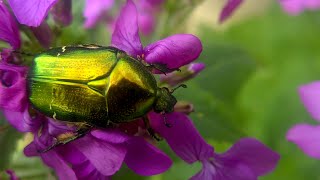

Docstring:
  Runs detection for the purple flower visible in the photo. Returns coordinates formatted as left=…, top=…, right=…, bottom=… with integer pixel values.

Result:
left=51, top=0, right=72, bottom=26
left=0, top=0, right=202, bottom=178
left=23, top=119, right=172, bottom=179
left=135, top=0, right=164, bottom=35
left=7, top=0, right=58, bottom=27
left=2, top=73, right=165, bottom=178
left=5, top=169, right=19, bottom=180
left=150, top=112, right=280, bottom=179
left=219, top=0, right=243, bottom=23
left=83, top=0, right=115, bottom=28
left=287, top=82, right=320, bottom=159
left=279, top=0, right=320, bottom=15
left=0, top=62, right=43, bottom=132
left=0, top=1, right=21, bottom=49
left=84, top=0, right=164, bottom=35
left=111, top=0, right=202, bottom=70
left=30, top=22, right=53, bottom=49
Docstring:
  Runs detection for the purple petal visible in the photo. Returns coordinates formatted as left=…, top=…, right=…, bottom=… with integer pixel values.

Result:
left=51, top=0, right=72, bottom=26
left=58, top=143, right=87, bottom=165
left=24, top=138, right=77, bottom=180
left=41, top=149, right=77, bottom=180
left=90, top=129, right=130, bottom=144
left=5, top=169, right=19, bottom=180
left=8, top=0, right=58, bottom=27
left=58, top=144, right=109, bottom=179
left=279, top=0, right=320, bottom=15
left=30, top=21, right=53, bottom=48
left=287, top=124, right=320, bottom=159
left=149, top=112, right=213, bottom=163
left=219, top=0, right=243, bottom=23
left=136, top=0, right=162, bottom=35
left=47, top=118, right=75, bottom=136
left=24, top=141, right=38, bottom=157
left=73, top=160, right=111, bottom=180
left=0, top=63, right=28, bottom=111
left=279, top=0, right=304, bottom=15
left=191, top=160, right=255, bottom=180
left=188, top=63, right=206, bottom=73
left=73, top=134, right=127, bottom=176
left=0, top=2, right=21, bottom=49
left=83, top=0, right=114, bottom=28
left=4, top=106, right=43, bottom=132
left=298, top=82, right=320, bottom=122
left=125, top=136, right=172, bottom=176
left=305, top=0, right=320, bottom=9
left=138, top=12, right=155, bottom=36
left=111, top=0, right=143, bottom=57
left=216, top=138, right=280, bottom=176
left=144, top=34, right=202, bottom=70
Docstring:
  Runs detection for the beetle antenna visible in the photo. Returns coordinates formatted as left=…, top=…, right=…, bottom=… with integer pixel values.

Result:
left=170, top=84, right=187, bottom=93
left=12, top=50, right=34, bottom=56
left=161, top=112, right=172, bottom=128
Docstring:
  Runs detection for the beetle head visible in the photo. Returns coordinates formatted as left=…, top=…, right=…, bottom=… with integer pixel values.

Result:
left=154, top=87, right=177, bottom=113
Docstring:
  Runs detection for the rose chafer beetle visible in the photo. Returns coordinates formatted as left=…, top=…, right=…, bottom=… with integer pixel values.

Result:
left=27, top=44, right=183, bottom=151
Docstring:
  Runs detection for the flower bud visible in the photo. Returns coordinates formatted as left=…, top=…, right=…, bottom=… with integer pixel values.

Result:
left=30, top=22, right=53, bottom=49
left=160, top=63, right=205, bottom=87
left=51, top=0, right=72, bottom=26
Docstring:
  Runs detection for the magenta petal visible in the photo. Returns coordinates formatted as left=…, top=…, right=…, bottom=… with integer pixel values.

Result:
left=5, top=169, right=19, bottom=180
left=305, top=0, right=320, bottom=9
left=24, top=141, right=38, bottom=157
left=51, top=0, right=72, bottom=26
left=41, top=150, right=77, bottom=180
left=30, top=21, right=53, bottom=48
left=90, top=129, right=130, bottom=144
left=144, top=34, right=202, bottom=70
left=4, top=107, right=42, bottom=132
left=298, top=82, right=320, bottom=122
left=8, top=0, right=58, bottom=27
left=216, top=138, right=280, bottom=176
left=219, top=0, right=243, bottom=23
left=83, top=0, right=114, bottom=28
left=191, top=160, right=255, bottom=180
left=287, top=124, right=320, bottom=159
left=279, top=0, right=303, bottom=15
left=73, top=134, right=126, bottom=176
left=58, top=144, right=87, bottom=165
left=125, top=136, right=172, bottom=176
left=0, top=63, right=28, bottom=111
left=111, top=0, right=143, bottom=57
left=47, top=118, right=75, bottom=136
left=150, top=112, right=213, bottom=163
left=0, top=2, right=21, bottom=49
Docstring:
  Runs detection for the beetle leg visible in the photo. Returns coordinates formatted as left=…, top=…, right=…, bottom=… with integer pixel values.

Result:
left=39, top=125, right=91, bottom=153
left=161, top=112, right=172, bottom=128
left=146, top=63, right=181, bottom=75
left=142, top=116, right=162, bottom=141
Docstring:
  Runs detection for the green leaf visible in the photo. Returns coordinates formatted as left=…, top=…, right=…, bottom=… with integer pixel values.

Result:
left=0, top=125, right=22, bottom=171
left=174, top=43, right=256, bottom=141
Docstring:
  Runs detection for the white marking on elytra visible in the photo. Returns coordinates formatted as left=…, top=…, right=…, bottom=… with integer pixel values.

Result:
left=62, top=46, right=66, bottom=52
left=49, top=99, right=54, bottom=110
left=57, top=53, right=60, bottom=57
left=53, top=112, right=57, bottom=120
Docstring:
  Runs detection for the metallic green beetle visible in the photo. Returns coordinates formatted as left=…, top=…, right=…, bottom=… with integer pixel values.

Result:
left=27, top=45, right=178, bottom=149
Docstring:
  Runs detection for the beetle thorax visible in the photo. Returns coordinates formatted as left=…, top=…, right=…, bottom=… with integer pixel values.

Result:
left=154, top=87, right=177, bottom=113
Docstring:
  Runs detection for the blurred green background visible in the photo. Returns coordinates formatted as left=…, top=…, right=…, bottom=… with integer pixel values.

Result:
left=2, top=0, right=320, bottom=179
